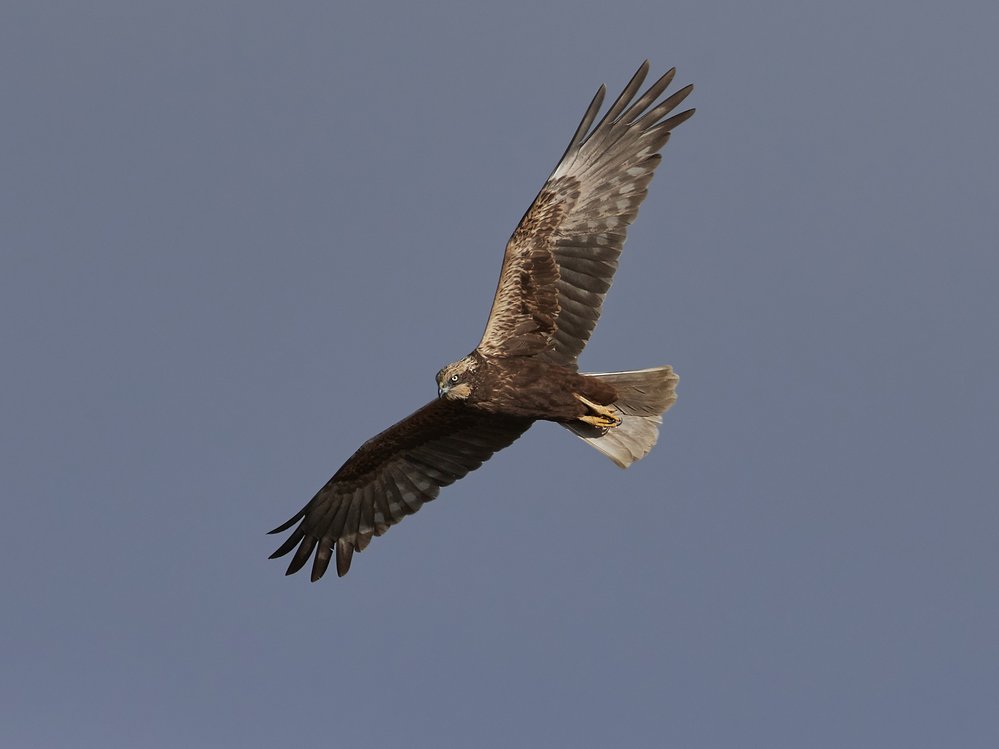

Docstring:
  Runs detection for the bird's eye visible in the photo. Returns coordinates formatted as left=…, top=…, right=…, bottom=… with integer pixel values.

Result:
left=450, top=374, right=459, bottom=382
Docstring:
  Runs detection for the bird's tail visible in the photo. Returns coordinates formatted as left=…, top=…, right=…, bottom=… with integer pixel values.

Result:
left=562, top=365, right=678, bottom=469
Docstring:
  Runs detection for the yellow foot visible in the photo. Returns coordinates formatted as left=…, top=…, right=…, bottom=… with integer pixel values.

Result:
left=573, top=393, right=622, bottom=428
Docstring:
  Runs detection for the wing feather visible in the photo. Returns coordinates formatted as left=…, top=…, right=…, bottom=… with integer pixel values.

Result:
left=476, top=62, right=694, bottom=364
left=269, top=399, right=532, bottom=580
left=377, top=473, right=405, bottom=527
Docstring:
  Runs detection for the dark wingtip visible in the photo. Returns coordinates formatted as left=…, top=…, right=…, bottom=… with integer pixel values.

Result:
left=664, top=107, right=696, bottom=130
left=283, top=535, right=315, bottom=576
left=268, top=528, right=304, bottom=559
left=267, top=509, right=305, bottom=535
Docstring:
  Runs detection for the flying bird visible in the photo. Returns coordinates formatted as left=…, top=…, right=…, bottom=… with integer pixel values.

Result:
left=270, top=61, right=694, bottom=580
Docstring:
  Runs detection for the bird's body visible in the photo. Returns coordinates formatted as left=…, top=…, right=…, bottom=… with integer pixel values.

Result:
left=269, top=61, right=695, bottom=579
left=439, top=351, right=617, bottom=421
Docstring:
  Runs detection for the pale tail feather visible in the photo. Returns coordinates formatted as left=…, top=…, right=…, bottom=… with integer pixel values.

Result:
left=562, top=366, right=678, bottom=468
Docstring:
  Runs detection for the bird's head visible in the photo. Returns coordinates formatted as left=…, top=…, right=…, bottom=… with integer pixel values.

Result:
left=436, top=355, right=478, bottom=400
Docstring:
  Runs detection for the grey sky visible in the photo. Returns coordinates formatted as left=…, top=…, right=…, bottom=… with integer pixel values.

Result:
left=3, top=1, right=998, bottom=747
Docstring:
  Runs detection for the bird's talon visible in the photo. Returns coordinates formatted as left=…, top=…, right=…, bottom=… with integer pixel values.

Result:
left=574, top=393, right=622, bottom=428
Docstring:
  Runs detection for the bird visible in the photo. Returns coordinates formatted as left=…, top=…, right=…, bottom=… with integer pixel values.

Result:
left=269, top=61, right=694, bottom=580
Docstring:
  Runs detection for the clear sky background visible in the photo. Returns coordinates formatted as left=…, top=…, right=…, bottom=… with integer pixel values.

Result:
left=3, top=2, right=997, bottom=747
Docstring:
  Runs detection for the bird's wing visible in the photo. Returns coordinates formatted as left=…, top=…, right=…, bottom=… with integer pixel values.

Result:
left=269, top=400, right=532, bottom=580
left=477, top=61, right=694, bottom=365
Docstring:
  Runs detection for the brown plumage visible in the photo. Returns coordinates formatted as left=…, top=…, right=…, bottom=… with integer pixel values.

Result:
left=270, top=61, right=694, bottom=579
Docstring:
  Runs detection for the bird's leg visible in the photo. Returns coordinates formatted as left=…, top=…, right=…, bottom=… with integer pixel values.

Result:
left=573, top=393, right=622, bottom=428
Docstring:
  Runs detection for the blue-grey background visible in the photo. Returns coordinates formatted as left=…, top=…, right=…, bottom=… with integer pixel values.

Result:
left=3, top=2, right=997, bottom=746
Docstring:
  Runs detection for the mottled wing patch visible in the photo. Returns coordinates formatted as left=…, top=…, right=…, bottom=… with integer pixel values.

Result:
left=477, top=181, right=575, bottom=357
left=269, top=399, right=532, bottom=580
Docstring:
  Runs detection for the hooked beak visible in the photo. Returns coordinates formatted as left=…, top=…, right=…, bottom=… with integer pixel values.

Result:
left=438, top=384, right=448, bottom=398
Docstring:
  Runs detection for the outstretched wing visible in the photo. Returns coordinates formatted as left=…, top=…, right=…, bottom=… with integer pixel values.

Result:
left=477, top=61, right=694, bottom=365
left=269, top=400, right=532, bottom=580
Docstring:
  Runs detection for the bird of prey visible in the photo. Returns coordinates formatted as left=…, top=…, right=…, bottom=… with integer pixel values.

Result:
left=270, top=61, right=694, bottom=580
